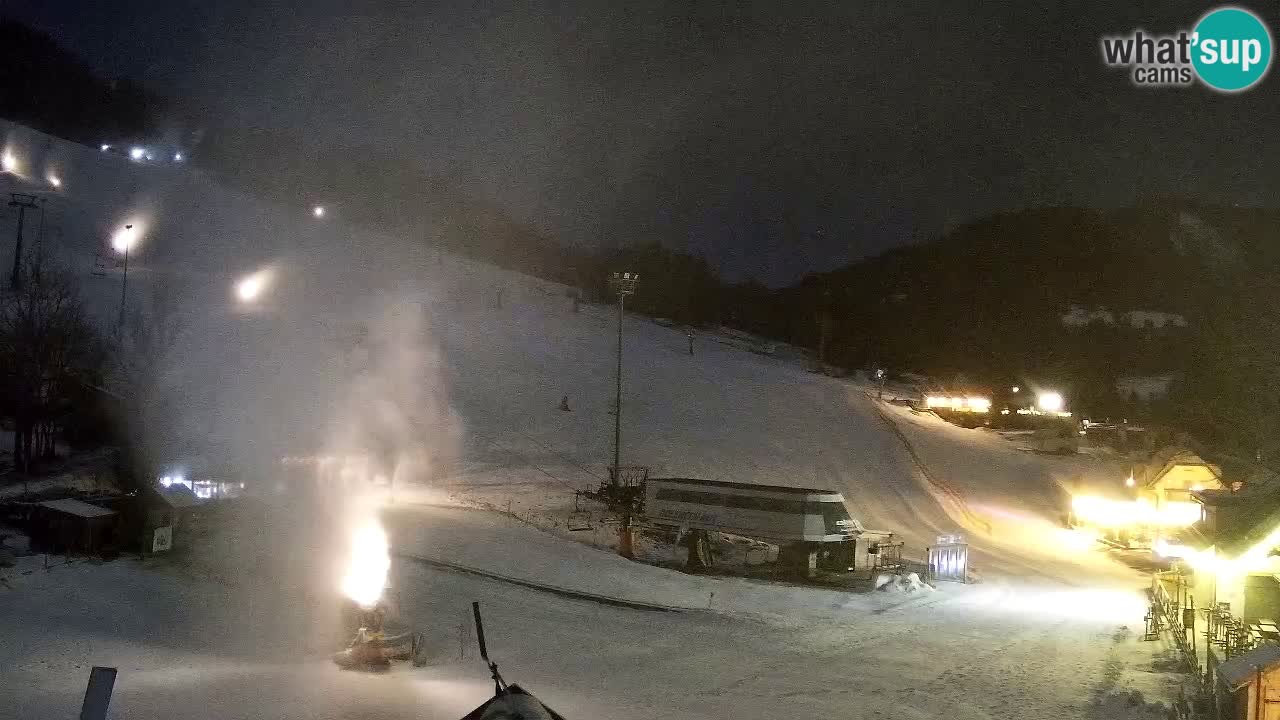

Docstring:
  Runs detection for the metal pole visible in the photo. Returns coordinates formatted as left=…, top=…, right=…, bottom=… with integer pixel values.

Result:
left=33, top=200, right=45, bottom=281
left=8, top=194, right=37, bottom=290
left=613, top=291, right=624, bottom=482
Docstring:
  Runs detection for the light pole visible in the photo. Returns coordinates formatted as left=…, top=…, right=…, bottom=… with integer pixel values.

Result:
left=609, top=271, right=639, bottom=482
left=607, top=271, right=640, bottom=558
left=113, top=224, right=138, bottom=332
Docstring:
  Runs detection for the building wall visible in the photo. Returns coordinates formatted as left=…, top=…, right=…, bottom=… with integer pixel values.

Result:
left=1244, top=575, right=1280, bottom=622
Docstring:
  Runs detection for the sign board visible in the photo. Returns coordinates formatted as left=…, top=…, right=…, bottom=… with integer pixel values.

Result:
left=79, top=666, right=117, bottom=720
left=151, top=526, right=173, bottom=553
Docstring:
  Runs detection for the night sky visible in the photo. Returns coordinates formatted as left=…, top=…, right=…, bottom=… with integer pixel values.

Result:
left=6, top=1, right=1279, bottom=284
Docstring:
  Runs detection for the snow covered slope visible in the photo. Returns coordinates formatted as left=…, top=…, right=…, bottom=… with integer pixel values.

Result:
left=0, top=118, right=1186, bottom=718
left=3, top=118, right=1134, bottom=581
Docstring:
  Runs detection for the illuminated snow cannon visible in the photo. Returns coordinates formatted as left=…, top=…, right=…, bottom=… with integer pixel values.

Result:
left=332, top=521, right=425, bottom=671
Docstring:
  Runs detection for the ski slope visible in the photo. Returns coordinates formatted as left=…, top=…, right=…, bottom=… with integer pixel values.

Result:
left=0, top=119, right=1185, bottom=718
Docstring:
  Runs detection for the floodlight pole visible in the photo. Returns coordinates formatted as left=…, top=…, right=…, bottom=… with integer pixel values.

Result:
left=609, top=271, right=639, bottom=486
left=117, top=226, right=132, bottom=333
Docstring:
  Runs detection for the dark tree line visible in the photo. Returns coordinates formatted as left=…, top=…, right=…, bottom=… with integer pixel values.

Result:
left=0, top=265, right=104, bottom=472
left=0, top=20, right=163, bottom=144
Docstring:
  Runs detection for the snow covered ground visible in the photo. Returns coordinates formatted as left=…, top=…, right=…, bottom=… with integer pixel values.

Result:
left=0, top=119, right=1190, bottom=717
left=2, top=500, right=1183, bottom=720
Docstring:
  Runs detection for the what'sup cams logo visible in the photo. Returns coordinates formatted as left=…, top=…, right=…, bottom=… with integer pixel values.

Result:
left=1102, top=6, right=1272, bottom=92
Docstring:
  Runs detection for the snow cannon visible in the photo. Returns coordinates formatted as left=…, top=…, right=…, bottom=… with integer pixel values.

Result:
left=332, top=598, right=426, bottom=671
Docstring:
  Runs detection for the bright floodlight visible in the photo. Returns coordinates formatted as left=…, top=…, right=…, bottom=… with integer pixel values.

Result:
left=111, top=224, right=139, bottom=253
left=47, top=174, right=62, bottom=188
left=129, top=146, right=145, bottom=161
left=1, top=151, right=16, bottom=172
left=1037, top=391, right=1064, bottom=413
left=313, top=205, right=326, bottom=218
left=236, top=272, right=268, bottom=302
left=100, top=144, right=110, bottom=152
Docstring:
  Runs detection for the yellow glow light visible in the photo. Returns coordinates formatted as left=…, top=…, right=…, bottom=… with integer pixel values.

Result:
left=1070, top=495, right=1201, bottom=529
left=340, top=520, right=390, bottom=608
left=1037, top=391, right=1064, bottom=412
left=966, top=396, right=992, bottom=412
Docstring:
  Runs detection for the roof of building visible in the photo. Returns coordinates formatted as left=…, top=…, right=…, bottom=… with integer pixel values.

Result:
left=1139, top=446, right=1220, bottom=489
left=648, top=477, right=839, bottom=496
left=1217, top=644, right=1280, bottom=690
left=36, top=498, right=117, bottom=519
left=155, top=487, right=199, bottom=508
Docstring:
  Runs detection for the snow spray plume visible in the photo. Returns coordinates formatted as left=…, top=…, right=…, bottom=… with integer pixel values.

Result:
left=326, top=298, right=462, bottom=608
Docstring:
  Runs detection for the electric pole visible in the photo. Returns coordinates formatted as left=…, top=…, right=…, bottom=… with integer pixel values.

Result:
left=8, top=193, right=37, bottom=290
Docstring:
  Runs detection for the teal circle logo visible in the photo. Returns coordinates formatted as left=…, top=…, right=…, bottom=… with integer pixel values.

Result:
left=1192, top=7, right=1272, bottom=92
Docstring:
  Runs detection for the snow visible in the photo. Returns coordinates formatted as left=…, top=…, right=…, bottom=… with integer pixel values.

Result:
left=0, top=119, right=1192, bottom=717
left=0, top=501, right=1184, bottom=719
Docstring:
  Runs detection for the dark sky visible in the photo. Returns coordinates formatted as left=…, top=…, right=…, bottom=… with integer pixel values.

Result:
left=7, top=1, right=1280, bottom=284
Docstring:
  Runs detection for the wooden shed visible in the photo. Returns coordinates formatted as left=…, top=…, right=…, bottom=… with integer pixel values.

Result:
left=1216, top=644, right=1280, bottom=720
left=29, top=498, right=119, bottom=555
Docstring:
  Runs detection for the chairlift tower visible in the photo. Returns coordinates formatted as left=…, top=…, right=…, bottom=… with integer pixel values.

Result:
left=608, top=271, right=639, bottom=484
left=605, top=271, right=643, bottom=559
left=7, top=193, right=38, bottom=290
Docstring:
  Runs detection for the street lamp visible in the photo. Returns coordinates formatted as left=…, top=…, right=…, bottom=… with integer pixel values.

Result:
left=234, top=269, right=270, bottom=303
left=313, top=205, right=326, bottom=218
left=112, top=224, right=140, bottom=331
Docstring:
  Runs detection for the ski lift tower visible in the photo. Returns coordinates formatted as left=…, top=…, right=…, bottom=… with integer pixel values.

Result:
left=608, top=271, right=640, bottom=481
left=604, top=271, right=644, bottom=558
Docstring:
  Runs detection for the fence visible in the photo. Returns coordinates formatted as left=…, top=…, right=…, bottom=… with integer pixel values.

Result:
left=1150, top=571, right=1200, bottom=675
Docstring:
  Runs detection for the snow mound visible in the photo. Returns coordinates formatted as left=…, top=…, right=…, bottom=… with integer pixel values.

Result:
left=874, top=572, right=934, bottom=593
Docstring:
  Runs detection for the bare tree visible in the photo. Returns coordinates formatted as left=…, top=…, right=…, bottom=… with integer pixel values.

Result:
left=0, top=264, right=103, bottom=473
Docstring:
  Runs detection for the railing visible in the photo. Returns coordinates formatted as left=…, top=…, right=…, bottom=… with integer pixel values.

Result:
left=1150, top=571, right=1200, bottom=675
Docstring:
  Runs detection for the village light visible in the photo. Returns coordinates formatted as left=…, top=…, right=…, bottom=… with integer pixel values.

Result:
left=1037, top=391, right=1064, bottom=413
left=1, top=150, right=17, bottom=173
left=130, top=146, right=146, bottom=161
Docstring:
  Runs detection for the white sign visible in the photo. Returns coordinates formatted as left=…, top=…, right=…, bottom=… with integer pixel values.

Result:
left=151, top=526, right=173, bottom=553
